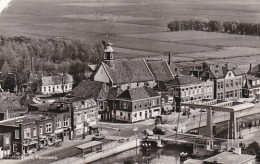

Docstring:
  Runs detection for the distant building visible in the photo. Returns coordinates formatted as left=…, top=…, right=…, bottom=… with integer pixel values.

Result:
left=113, top=86, right=161, bottom=123
left=200, top=63, right=243, bottom=100
left=242, top=74, right=260, bottom=98
left=93, top=43, right=180, bottom=90
left=50, top=97, right=99, bottom=139
left=248, top=64, right=260, bottom=78
left=71, top=80, right=109, bottom=120
left=39, top=74, right=73, bottom=95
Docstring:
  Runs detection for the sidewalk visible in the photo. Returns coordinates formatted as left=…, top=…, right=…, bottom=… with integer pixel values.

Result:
left=0, top=135, right=94, bottom=164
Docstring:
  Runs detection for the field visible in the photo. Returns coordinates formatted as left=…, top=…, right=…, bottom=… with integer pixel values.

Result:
left=0, top=0, right=260, bottom=71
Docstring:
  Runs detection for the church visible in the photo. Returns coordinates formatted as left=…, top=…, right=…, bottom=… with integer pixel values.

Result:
left=93, top=42, right=180, bottom=90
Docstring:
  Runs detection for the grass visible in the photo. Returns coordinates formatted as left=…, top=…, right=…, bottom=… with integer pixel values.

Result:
left=1, top=0, right=260, bottom=72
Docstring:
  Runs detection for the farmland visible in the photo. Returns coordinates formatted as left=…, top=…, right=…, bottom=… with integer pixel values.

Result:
left=0, top=0, right=260, bottom=71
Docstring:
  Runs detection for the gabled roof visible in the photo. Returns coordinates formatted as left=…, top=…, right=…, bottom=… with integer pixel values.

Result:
left=206, top=63, right=243, bottom=79
left=167, top=75, right=202, bottom=86
left=116, top=86, right=159, bottom=101
left=71, top=80, right=109, bottom=99
left=41, top=74, right=73, bottom=86
left=102, top=58, right=154, bottom=84
left=146, top=60, right=174, bottom=82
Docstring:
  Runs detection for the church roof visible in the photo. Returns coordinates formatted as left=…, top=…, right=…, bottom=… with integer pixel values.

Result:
left=102, top=58, right=154, bottom=84
left=146, top=60, right=174, bottom=82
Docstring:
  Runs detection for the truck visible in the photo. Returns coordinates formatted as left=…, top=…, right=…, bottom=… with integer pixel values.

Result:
left=155, top=116, right=168, bottom=125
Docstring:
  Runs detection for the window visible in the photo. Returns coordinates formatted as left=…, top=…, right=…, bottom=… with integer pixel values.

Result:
left=123, top=102, right=127, bottom=109
left=46, top=123, right=52, bottom=133
left=57, top=86, right=59, bottom=89
left=63, top=118, right=69, bottom=127
left=120, top=112, right=123, bottom=116
left=157, top=99, right=159, bottom=105
left=44, top=87, right=46, bottom=92
left=39, top=125, right=43, bottom=135
left=5, top=137, right=9, bottom=144
left=226, top=82, right=229, bottom=88
left=33, top=127, right=37, bottom=136
left=229, top=72, right=232, bottom=77
left=24, top=128, right=31, bottom=139
left=231, top=80, right=233, bottom=87
left=139, top=112, right=142, bottom=117
left=49, top=86, right=51, bottom=91
left=15, top=130, right=19, bottom=139
left=56, top=119, right=62, bottom=129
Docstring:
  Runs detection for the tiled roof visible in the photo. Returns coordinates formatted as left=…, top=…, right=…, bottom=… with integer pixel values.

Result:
left=106, top=87, right=124, bottom=99
left=116, top=86, right=159, bottom=101
left=71, top=80, right=109, bottom=99
left=102, top=59, right=154, bottom=84
left=207, top=63, right=243, bottom=79
left=167, top=75, right=202, bottom=86
left=41, top=74, right=73, bottom=86
left=146, top=60, right=174, bottom=82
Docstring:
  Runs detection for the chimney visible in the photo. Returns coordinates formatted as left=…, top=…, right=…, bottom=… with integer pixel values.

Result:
left=168, top=51, right=171, bottom=65
left=249, top=63, right=252, bottom=72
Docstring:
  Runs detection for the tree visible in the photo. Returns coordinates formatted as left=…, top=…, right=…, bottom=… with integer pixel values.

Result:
left=4, top=74, right=16, bottom=93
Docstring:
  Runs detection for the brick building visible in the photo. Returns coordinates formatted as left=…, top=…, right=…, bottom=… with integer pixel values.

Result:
left=113, top=86, right=161, bottom=123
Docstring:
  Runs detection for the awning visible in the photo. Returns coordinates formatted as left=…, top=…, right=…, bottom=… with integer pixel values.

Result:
left=55, top=129, right=64, bottom=134
left=76, top=141, right=102, bottom=150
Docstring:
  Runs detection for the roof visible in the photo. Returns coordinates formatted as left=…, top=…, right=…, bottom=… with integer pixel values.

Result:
left=41, top=74, right=73, bottom=86
left=0, top=93, right=24, bottom=112
left=102, top=58, right=154, bottom=84
left=0, top=115, right=49, bottom=127
left=243, top=74, right=260, bottom=89
left=205, top=63, right=243, bottom=79
left=106, top=87, right=124, bottom=99
left=76, top=141, right=102, bottom=150
left=184, top=159, right=203, bottom=164
left=167, top=75, right=202, bottom=86
left=116, top=86, right=159, bottom=101
left=146, top=60, right=174, bottom=82
left=232, top=103, right=255, bottom=112
left=203, top=152, right=255, bottom=164
left=71, top=80, right=108, bottom=99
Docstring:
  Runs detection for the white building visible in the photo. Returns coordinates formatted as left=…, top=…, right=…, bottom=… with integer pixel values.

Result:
left=39, top=74, right=73, bottom=95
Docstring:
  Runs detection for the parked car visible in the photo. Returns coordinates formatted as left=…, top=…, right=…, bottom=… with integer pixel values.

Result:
left=152, top=127, right=166, bottom=135
left=92, top=133, right=105, bottom=141
left=143, top=129, right=153, bottom=136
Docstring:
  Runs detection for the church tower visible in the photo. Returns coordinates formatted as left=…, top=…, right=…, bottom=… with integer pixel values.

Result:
left=104, top=42, right=115, bottom=68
